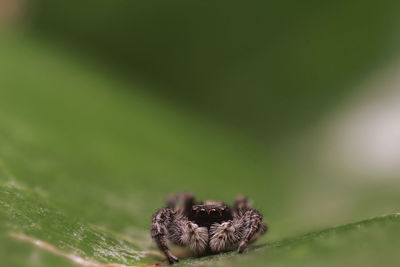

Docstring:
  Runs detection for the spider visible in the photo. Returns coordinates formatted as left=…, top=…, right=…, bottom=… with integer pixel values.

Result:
left=151, top=193, right=267, bottom=264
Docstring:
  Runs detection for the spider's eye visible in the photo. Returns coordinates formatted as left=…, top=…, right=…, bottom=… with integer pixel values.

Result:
left=210, top=208, right=217, bottom=216
left=199, top=208, right=206, bottom=216
left=218, top=207, right=226, bottom=216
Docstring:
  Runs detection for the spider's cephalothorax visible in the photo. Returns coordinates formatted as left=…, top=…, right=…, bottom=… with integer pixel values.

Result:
left=151, top=193, right=267, bottom=264
left=188, top=204, right=233, bottom=228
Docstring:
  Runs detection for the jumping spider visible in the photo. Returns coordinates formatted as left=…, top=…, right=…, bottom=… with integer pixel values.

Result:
left=151, top=193, right=267, bottom=264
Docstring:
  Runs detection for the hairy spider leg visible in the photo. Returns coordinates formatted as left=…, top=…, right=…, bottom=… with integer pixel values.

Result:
left=151, top=208, right=179, bottom=264
left=237, top=210, right=267, bottom=253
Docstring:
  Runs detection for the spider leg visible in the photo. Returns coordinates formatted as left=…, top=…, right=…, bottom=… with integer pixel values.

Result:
left=151, top=208, right=179, bottom=264
left=234, top=194, right=252, bottom=215
left=166, top=192, right=195, bottom=214
left=237, top=209, right=267, bottom=253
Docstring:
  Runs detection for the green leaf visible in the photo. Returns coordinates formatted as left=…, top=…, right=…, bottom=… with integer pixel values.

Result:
left=0, top=30, right=399, bottom=266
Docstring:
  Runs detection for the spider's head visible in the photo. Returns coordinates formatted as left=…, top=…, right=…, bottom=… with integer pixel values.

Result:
left=188, top=204, right=233, bottom=228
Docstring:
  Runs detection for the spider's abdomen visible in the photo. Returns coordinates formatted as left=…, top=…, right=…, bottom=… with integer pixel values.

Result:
left=188, top=205, right=233, bottom=228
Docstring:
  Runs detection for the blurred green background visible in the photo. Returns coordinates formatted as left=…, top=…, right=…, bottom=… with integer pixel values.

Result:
left=1, top=1, right=400, bottom=266
left=27, top=0, right=400, bottom=141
